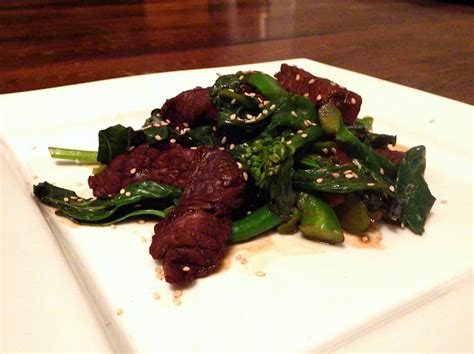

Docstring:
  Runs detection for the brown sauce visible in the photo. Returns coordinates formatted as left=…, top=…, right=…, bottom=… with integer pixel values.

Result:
left=219, top=233, right=325, bottom=274
left=343, top=227, right=383, bottom=249
left=391, top=143, right=409, bottom=152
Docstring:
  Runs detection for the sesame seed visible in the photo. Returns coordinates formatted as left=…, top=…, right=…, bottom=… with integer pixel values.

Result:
left=248, top=92, right=256, bottom=97
left=170, top=139, right=176, bottom=143
left=270, top=104, right=276, bottom=110
left=231, top=98, right=237, bottom=105
left=110, top=224, right=116, bottom=229
left=296, top=74, right=300, bottom=81
left=125, top=191, right=131, bottom=197
left=229, top=144, right=235, bottom=150
left=190, top=146, right=197, bottom=150
left=297, top=130, right=303, bottom=133
left=239, top=75, right=244, bottom=80
left=263, top=100, right=270, bottom=105
left=345, top=174, right=354, bottom=179
left=173, top=298, right=181, bottom=306
left=330, top=82, right=336, bottom=86
left=361, top=236, right=370, bottom=243
left=258, top=103, right=264, bottom=109
left=304, top=120, right=311, bottom=127
left=130, top=168, right=137, bottom=174
left=350, top=97, right=357, bottom=104
left=173, top=290, right=182, bottom=298
left=380, top=168, right=385, bottom=175
left=389, top=185, right=396, bottom=192
left=332, top=172, right=340, bottom=178
left=153, top=292, right=160, bottom=300
left=235, top=254, right=242, bottom=261
left=246, top=114, right=253, bottom=119
left=182, top=266, right=191, bottom=272
left=352, top=173, right=359, bottom=179
left=160, top=121, right=169, bottom=126
left=218, top=147, right=225, bottom=151
left=63, top=197, right=69, bottom=202
left=256, top=271, right=266, bottom=277
left=262, top=109, right=268, bottom=115
left=183, top=123, right=189, bottom=128
left=119, top=189, right=126, bottom=194
left=243, top=171, right=248, bottom=181
left=367, top=182, right=375, bottom=187
left=212, top=126, right=217, bottom=131
left=230, top=113, right=237, bottom=120
left=308, top=78, right=315, bottom=84
left=316, top=94, right=322, bottom=101
left=286, top=140, right=292, bottom=145
left=301, top=133, right=308, bottom=138
left=316, top=178, right=324, bottom=183
left=237, top=162, right=243, bottom=169
left=77, top=198, right=83, bottom=202
left=303, top=93, right=309, bottom=98
left=116, top=308, right=124, bottom=316
left=240, top=257, right=248, bottom=265
left=246, top=210, right=251, bottom=215
left=343, top=169, right=352, bottom=175
left=330, top=147, right=337, bottom=154
left=221, top=136, right=227, bottom=144
left=138, top=219, right=145, bottom=224
left=291, top=111, right=298, bottom=117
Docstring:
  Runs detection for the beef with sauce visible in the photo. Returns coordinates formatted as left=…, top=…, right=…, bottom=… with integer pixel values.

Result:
left=160, top=87, right=217, bottom=128
left=89, top=143, right=245, bottom=286
left=150, top=146, right=245, bottom=285
left=275, top=64, right=362, bottom=125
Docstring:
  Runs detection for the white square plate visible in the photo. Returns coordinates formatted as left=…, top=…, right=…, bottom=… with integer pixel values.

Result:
left=2, top=59, right=472, bottom=353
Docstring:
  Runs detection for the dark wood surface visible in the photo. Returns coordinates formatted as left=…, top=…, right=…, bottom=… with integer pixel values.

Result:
left=1, top=0, right=473, bottom=103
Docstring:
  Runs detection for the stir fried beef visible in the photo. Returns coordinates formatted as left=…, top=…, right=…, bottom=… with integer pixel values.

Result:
left=275, top=64, right=362, bottom=125
left=150, top=208, right=231, bottom=285
left=150, top=146, right=245, bottom=285
left=90, top=143, right=245, bottom=286
left=88, top=144, right=195, bottom=198
left=160, top=87, right=217, bottom=128
left=374, top=148, right=405, bottom=165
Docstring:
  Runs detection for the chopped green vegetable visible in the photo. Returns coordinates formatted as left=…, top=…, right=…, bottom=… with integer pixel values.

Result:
left=48, top=147, right=98, bottom=164
left=297, top=192, right=344, bottom=244
left=318, top=102, right=342, bottom=134
left=229, top=206, right=283, bottom=243
left=277, top=208, right=302, bottom=234
left=334, top=193, right=370, bottom=234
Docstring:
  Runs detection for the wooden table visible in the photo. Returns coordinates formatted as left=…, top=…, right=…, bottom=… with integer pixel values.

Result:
left=1, top=0, right=473, bottom=104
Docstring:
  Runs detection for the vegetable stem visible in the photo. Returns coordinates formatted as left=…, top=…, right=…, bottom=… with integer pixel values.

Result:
left=49, top=147, right=98, bottom=164
left=230, top=206, right=283, bottom=243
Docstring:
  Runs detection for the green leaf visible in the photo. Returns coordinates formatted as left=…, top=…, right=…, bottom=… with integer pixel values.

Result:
left=245, top=72, right=289, bottom=99
left=396, top=146, right=435, bottom=234
left=97, top=124, right=135, bottom=164
left=293, top=165, right=386, bottom=193
left=34, top=180, right=182, bottom=225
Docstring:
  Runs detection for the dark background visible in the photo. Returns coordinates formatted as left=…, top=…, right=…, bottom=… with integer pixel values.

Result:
left=1, top=0, right=473, bottom=103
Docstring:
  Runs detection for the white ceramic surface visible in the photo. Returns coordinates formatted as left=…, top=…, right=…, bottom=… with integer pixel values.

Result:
left=1, top=59, right=472, bottom=353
